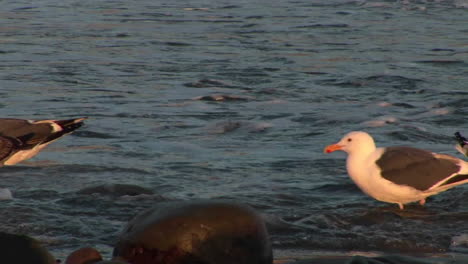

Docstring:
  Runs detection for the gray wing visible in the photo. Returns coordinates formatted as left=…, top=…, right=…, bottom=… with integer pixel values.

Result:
left=0, top=119, right=53, bottom=148
left=376, top=146, right=460, bottom=191
left=0, top=119, right=33, bottom=134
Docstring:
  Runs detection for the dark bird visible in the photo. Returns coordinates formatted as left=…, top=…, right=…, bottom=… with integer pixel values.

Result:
left=0, top=117, right=86, bottom=165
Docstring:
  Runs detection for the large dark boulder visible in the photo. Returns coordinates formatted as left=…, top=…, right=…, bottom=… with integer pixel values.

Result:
left=0, top=232, right=55, bottom=264
left=113, top=200, right=272, bottom=264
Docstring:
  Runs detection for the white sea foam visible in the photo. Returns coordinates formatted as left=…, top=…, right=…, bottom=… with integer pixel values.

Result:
left=452, top=234, right=468, bottom=247
left=0, top=188, right=13, bottom=200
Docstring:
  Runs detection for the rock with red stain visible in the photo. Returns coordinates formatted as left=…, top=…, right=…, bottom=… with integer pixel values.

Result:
left=65, top=247, right=102, bottom=264
left=113, top=200, right=272, bottom=264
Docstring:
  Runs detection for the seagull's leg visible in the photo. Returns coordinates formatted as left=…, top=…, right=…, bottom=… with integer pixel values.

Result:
left=419, top=199, right=426, bottom=206
left=398, top=203, right=404, bottom=210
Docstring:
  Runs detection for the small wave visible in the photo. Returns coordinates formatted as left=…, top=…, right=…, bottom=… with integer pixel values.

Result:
left=317, top=75, right=424, bottom=90
left=416, top=60, right=466, bottom=66
left=50, top=164, right=153, bottom=175
left=72, top=130, right=120, bottom=139
left=77, top=184, right=154, bottom=197
left=385, top=129, right=455, bottom=144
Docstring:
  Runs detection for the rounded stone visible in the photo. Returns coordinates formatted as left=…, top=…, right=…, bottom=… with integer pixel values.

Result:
left=113, top=200, right=272, bottom=264
left=0, top=232, right=55, bottom=264
left=65, top=247, right=102, bottom=264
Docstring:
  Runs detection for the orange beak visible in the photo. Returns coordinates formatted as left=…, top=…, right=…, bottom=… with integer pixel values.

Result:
left=324, top=143, right=343, bottom=153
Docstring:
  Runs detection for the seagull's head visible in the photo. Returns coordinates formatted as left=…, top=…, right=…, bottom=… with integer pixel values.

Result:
left=324, top=131, right=376, bottom=155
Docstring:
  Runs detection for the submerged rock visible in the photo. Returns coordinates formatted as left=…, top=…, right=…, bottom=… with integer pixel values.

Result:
left=209, top=120, right=272, bottom=134
left=113, top=200, right=272, bottom=264
left=0, top=232, right=55, bottom=264
left=193, top=94, right=252, bottom=101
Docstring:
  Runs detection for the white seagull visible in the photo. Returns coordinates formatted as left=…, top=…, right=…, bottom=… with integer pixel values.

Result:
left=324, top=131, right=468, bottom=209
left=0, top=117, right=86, bottom=166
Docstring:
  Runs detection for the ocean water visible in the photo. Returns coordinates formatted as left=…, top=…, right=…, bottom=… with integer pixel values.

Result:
left=0, top=0, right=467, bottom=261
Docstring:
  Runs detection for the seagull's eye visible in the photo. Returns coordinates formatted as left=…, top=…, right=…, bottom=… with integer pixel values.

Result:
left=347, top=138, right=352, bottom=142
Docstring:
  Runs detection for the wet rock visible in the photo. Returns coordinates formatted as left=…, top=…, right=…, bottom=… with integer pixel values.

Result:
left=184, top=79, right=235, bottom=88
left=0, top=232, right=55, bottom=264
left=65, top=247, right=102, bottom=264
left=348, top=255, right=440, bottom=264
left=113, top=200, right=272, bottom=264
left=280, top=256, right=348, bottom=264
left=281, top=254, right=466, bottom=264
left=77, top=184, right=153, bottom=197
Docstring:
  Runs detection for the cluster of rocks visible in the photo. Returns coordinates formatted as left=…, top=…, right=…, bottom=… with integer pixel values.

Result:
left=4, top=198, right=464, bottom=264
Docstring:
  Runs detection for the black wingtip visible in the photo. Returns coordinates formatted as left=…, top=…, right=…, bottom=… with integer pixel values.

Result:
left=54, top=117, right=87, bottom=126
left=43, top=118, right=87, bottom=143
left=455, top=132, right=467, bottom=147
left=55, top=117, right=86, bottom=131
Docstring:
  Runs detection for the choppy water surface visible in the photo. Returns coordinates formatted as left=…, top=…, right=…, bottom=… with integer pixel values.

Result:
left=0, top=0, right=467, bottom=261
